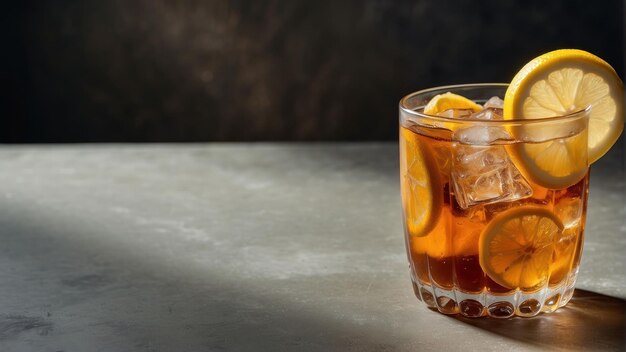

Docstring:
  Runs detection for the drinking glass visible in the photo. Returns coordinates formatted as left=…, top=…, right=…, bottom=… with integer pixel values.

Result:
left=399, top=84, right=590, bottom=318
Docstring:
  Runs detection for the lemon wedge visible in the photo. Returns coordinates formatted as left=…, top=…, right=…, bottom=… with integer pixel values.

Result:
left=423, top=92, right=483, bottom=115
left=504, top=49, right=624, bottom=188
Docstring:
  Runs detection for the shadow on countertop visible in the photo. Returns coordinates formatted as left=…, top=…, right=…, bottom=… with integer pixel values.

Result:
left=451, top=289, right=626, bottom=351
left=0, top=201, right=396, bottom=351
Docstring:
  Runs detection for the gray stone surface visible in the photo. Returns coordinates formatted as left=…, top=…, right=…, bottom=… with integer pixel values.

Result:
left=0, top=143, right=623, bottom=351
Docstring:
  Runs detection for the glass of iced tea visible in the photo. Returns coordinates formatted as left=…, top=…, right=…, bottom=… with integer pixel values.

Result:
left=398, top=50, right=623, bottom=318
left=399, top=83, right=592, bottom=317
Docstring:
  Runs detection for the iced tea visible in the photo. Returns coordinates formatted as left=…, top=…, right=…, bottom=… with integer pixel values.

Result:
left=399, top=84, right=591, bottom=317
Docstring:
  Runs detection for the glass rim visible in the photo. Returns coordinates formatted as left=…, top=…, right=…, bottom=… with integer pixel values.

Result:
left=399, top=83, right=590, bottom=125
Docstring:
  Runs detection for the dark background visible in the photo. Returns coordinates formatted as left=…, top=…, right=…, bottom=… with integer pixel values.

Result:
left=3, top=0, right=625, bottom=142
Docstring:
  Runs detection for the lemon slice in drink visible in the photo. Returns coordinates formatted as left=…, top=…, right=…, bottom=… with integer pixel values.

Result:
left=504, top=49, right=624, bottom=188
left=400, top=127, right=442, bottom=237
left=479, top=207, right=564, bottom=290
left=423, top=92, right=483, bottom=115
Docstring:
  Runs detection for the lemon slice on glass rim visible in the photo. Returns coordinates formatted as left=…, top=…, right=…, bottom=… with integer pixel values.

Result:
left=503, top=49, right=624, bottom=189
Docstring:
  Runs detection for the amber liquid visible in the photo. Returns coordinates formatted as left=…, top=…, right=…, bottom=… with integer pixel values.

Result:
left=400, top=123, right=588, bottom=294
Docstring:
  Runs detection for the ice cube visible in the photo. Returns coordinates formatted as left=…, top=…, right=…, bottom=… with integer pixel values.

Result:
left=469, top=108, right=503, bottom=120
left=437, top=108, right=475, bottom=118
left=451, top=143, right=533, bottom=209
left=453, top=125, right=511, bottom=145
left=483, top=96, right=504, bottom=109
left=554, top=197, right=582, bottom=228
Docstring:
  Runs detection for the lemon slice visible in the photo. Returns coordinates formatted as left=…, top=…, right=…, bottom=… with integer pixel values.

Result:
left=423, top=92, right=483, bottom=115
left=504, top=49, right=624, bottom=188
left=479, top=207, right=564, bottom=290
left=400, top=127, right=442, bottom=237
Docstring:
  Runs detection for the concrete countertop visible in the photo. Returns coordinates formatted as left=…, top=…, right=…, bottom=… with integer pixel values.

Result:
left=0, top=142, right=624, bottom=352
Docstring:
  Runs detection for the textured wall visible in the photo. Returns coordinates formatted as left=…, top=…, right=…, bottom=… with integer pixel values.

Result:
left=4, top=0, right=625, bottom=142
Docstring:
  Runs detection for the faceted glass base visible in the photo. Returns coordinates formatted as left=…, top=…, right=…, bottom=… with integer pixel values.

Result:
left=411, top=268, right=579, bottom=318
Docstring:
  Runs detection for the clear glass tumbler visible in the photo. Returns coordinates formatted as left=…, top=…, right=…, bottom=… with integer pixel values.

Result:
left=399, top=84, right=590, bottom=318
